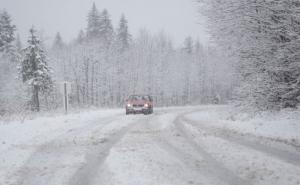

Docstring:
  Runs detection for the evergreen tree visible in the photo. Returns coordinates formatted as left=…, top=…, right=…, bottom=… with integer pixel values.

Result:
left=199, top=0, right=300, bottom=110
left=116, top=14, right=131, bottom=52
left=194, top=40, right=203, bottom=54
left=21, top=27, right=52, bottom=112
left=183, top=36, right=193, bottom=54
left=0, top=10, right=16, bottom=58
left=86, top=2, right=101, bottom=39
left=0, top=10, right=22, bottom=114
left=52, top=32, right=65, bottom=50
left=266, top=0, right=300, bottom=108
left=15, top=34, right=22, bottom=52
left=77, top=30, right=85, bottom=44
left=51, top=32, right=67, bottom=81
left=99, top=9, right=114, bottom=45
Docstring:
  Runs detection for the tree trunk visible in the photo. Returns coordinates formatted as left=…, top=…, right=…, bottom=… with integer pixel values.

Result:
left=91, top=63, right=95, bottom=105
left=32, top=85, right=40, bottom=112
left=84, top=59, right=89, bottom=105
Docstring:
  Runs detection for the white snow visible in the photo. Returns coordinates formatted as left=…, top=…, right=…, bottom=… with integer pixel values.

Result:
left=185, top=105, right=300, bottom=146
left=1, top=106, right=300, bottom=185
left=0, top=109, right=122, bottom=185
left=182, top=105, right=300, bottom=185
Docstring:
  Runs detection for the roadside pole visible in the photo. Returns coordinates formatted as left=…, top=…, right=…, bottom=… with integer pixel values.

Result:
left=64, top=82, right=68, bottom=114
left=60, top=81, right=71, bottom=114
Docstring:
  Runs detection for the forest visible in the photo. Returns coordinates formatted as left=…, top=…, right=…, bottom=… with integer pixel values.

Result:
left=1, top=0, right=300, bottom=115
left=0, top=3, right=232, bottom=115
left=200, top=0, right=300, bottom=111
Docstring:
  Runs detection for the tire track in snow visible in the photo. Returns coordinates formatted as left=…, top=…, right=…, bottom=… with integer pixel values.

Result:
left=9, top=114, right=126, bottom=185
left=67, top=116, right=142, bottom=185
left=173, top=115, right=252, bottom=185
left=146, top=111, right=252, bottom=185
left=181, top=114, right=300, bottom=167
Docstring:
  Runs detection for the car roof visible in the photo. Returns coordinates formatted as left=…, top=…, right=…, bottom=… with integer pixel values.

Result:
left=129, top=94, right=151, bottom=97
left=128, top=95, right=152, bottom=100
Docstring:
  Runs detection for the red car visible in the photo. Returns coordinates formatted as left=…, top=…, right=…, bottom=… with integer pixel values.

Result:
left=125, top=95, right=154, bottom=115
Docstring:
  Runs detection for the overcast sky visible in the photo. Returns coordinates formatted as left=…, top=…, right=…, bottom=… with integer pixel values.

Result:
left=0, top=0, right=209, bottom=47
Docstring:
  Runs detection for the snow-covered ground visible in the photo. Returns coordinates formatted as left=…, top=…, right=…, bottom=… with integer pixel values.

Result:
left=0, top=106, right=300, bottom=185
left=185, top=105, right=300, bottom=147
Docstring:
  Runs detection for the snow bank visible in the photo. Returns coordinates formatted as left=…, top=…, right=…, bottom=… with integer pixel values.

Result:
left=0, top=108, right=122, bottom=184
left=185, top=106, right=300, bottom=146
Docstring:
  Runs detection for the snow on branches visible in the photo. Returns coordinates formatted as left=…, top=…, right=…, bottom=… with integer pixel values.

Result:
left=200, top=0, right=300, bottom=110
left=21, top=27, right=53, bottom=111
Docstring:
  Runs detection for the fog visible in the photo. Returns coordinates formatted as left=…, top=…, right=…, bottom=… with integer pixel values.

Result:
left=0, top=0, right=208, bottom=46
left=1, top=1, right=300, bottom=185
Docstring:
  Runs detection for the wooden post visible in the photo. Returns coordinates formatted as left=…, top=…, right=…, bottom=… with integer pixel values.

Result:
left=64, top=82, right=68, bottom=114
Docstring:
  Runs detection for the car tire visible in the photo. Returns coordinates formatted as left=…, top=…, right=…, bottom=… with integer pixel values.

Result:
left=150, top=108, right=153, bottom=114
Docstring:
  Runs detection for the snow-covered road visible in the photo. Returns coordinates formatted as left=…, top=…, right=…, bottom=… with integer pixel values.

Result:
left=1, top=106, right=300, bottom=185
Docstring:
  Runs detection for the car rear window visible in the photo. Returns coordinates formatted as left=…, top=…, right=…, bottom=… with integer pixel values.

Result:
left=129, top=95, right=150, bottom=101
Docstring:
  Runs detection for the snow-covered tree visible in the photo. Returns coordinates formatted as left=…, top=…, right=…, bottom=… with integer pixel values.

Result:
left=76, top=30, right=85, bottom=44
left=266, top=0, right=300, bottom=109
left=183, top=36, right=193, bottom=54
left=15, top=34, right=22, bottom=52
left=0, top=10, right=16, bottom=59
left=86, top=3, right=101, bottom=40
left=0, top=3, right=235, bottom=114
left=21, top=27, right=53, bottom=111
left=99, top=9, right=114, bottom=46
left=0, top=10, right=25, bottom=115
left=52, top=32, right=65, bottom=50
left=50, top=32, right=67, bottom=82
left=116, top=14, right=131, bottom=52
left=47, top=4, right=233, bottom=108
left=199, top=0, right=300, bottom=110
